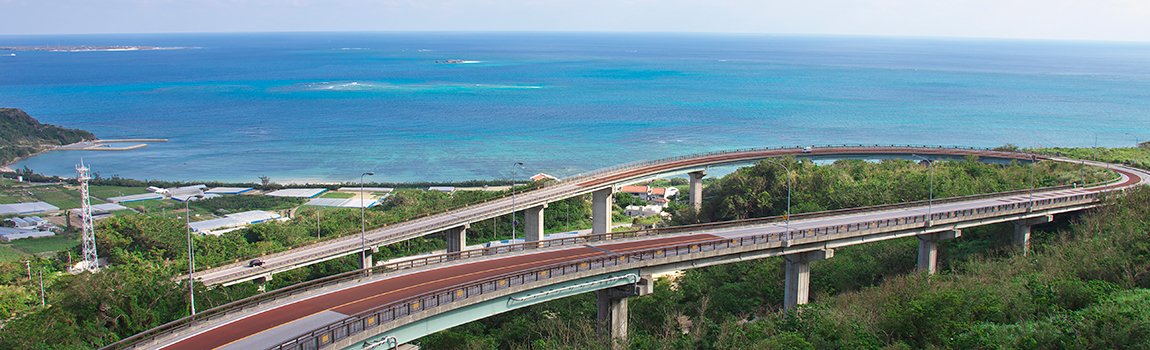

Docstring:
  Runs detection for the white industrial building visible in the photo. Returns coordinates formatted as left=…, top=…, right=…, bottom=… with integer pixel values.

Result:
left=0, top=201, right=60, bottom=216
left=266, top=188, right=328, bottom=198
left=189, top=210, right=285, bottom=235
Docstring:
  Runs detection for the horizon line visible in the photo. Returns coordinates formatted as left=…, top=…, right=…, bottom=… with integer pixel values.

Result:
left=1, top=30, right=1148, bottom=45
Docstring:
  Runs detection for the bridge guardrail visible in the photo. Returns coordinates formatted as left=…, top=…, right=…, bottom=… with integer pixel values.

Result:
left=197, top=145, right=1035, bottom=284
left=203, top=145, right=1038, bottom=283
left=272, top=188, right=1111, bottom=350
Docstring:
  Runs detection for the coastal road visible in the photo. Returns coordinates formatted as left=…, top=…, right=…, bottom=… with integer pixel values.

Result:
left=194, top=147, right=1051, bottom=286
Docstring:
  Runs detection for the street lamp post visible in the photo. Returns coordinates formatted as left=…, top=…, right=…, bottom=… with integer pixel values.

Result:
left=762, top=159, right=792, bottom=239
left=1029, top=154, right=1036, bottom=211
left=185, top=193, right=203, bottom=316
left=1125, top=133, right=1141, bottom=147
left=360, top=172, right=374, bottom=270
left=511, top=162, right=524, bottom=241
left=911, top=154, right=934, bottom=224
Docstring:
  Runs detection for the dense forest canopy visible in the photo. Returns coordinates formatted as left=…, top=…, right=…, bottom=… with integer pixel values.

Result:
left=0, top=108, right=96, bottom=165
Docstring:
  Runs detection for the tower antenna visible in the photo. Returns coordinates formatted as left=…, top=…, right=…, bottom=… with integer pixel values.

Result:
left=77, top=160, right=99, bottom=272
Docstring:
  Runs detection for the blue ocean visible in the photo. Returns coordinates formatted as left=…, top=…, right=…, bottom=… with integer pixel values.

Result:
left=2, top=32, right=1149, bottom=182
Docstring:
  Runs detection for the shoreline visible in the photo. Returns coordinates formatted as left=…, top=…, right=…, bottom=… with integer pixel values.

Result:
left=1, top=138, right=167, bottom=173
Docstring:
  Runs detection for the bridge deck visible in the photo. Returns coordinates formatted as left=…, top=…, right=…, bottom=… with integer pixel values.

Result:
left=194, top=147, right=1037, bottom=287
left=164, top=235, right=724, bottom=350
left=117, top=151, right=1149, bottom=350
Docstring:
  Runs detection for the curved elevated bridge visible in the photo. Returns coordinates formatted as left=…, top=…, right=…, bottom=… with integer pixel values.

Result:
left=199, top=146, right=1045, bottom=287
left=107, top=146, right=1150, bottom=350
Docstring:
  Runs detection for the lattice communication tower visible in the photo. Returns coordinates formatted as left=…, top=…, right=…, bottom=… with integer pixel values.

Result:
left=77, top=161, right=99, bottom=272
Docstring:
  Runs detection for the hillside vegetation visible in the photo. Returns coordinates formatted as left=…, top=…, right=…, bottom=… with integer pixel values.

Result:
left=0, top=108, right=95, bottom=165
left=0, top=153, right=1131, bottom=349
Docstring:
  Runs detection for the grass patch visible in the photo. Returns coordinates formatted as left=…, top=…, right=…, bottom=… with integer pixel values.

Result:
left=10, top=235, right=79, bottom=255
left=321, top=192, right=356, bottom=199
left=120, top=199, right=214, bottom=220
left=0, top=185, right=106, bottom=209
left=0, top=245, right=29, bottom=262
left=87, top=185, right=149, bottom=200
left=32, top=188, right=99, bottom=209
left=1036, top=146, right=1150, bottom=169
left=0, top=194, right=21, bottom=204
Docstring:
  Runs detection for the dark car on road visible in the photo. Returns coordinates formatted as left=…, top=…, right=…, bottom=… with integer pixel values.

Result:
left=248, top=259, right=265, bottom=267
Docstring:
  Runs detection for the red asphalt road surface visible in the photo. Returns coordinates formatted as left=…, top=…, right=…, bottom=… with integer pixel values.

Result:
left=165, top=234, right=724, bottom=350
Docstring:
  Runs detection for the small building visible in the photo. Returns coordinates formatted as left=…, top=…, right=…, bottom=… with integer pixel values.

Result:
left=172, top=193, right=219, bottom=202
left=21, top=216, right=51, bottom=230
left=206, top=187, right=254, bottom=195
left=618, top=186, right=679, bottom=202
left=266, top=188, right=328, bottom=198
left=70, top=203, right=132, bottom=220
left=5, top=217, right=29, bottom=228
left=0, top=227, right=55, bottom=242
left=337, top=187, right=394, bottom=194
left=152, top=184, right=208, bottom=198
left=619, top=185, right=650, bottom=198
left=0, top=201, right=60, bottom=216
left=651, top=187, right=679, bottom=199
left=108, top=193, right=164, bottom=203
left=306, top=196, right=382, bottom=208
left=2, top=217, right=56, bottom=232
left=531, top=173, right=559, bottom=182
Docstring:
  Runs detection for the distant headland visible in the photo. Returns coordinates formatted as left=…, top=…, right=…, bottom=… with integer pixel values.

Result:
left=0, top=45, right=193, bottom=52
left=0, top=108, right=163, bottom=172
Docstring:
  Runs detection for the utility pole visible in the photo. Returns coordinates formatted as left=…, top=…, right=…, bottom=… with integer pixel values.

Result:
left=38, top=269, right=45, bottom=306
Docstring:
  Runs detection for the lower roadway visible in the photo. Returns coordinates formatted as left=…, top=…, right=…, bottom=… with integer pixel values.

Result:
left=155, top=162, right=1150, bottom=350
left=164, top=235, right=724, bottom=350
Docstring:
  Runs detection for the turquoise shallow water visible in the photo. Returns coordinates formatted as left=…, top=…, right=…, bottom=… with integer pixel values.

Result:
left=2, top=33, right=1149, bottom=182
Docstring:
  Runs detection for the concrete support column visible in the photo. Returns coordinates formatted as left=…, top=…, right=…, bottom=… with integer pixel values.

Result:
left=360, top=250, right=374, bottom=270
left=254, top=274, right=272, bottom=293
left=445, top=224, right=469, bottom=255
left=596, top=283, right=643, bottom=349
left=524, top=204, right=547, bottom=242
left=783, top=249, right=834, bottom=311
left=916, top=230, right=961, bottom=274
left=592, top=187, right=615, bottom=234
left=688, top=170, right=707, bottom=212
left=1013, top=215, right=1052, bottom=255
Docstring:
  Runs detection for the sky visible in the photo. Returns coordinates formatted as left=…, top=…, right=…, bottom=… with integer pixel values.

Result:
left=1, top=0, right=1149, bottom=42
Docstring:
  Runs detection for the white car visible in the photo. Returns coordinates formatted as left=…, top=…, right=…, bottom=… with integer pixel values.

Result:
left=802, top=146, right=813, bottom=153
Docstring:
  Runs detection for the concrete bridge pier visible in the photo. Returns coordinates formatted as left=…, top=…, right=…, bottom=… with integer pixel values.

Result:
left=1013, top=215, right=1053, bottom=255
left=445, top=224, right=469, bottom=257
left=917, top=230, right=961, bottom=274
left=597, top=276, right=652, bottom=349
left=360, top=248, right=374, bottom=272
left=524, top=204, right=547, bottom=245
left=688, top=170, right=706, bottom=212
left=592, top=187, right=615, bottom=234
left=784, top=249, right=834, bottom=311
